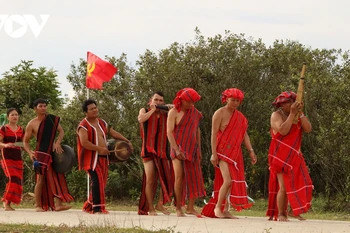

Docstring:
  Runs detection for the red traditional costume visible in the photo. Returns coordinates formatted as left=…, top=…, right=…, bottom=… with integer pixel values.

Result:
left=138, top=109, right=174, bottom=215
left=77, top=118, right=109, bottom=213
left=35, top=114, right=74, bottom=211
left=0, top=125, right=25, bottom=205
left=171, top=88, right=206, bottom=205
left=202, top=88, right=253, bottom=217
left=266, top=92, right=313, bottom=220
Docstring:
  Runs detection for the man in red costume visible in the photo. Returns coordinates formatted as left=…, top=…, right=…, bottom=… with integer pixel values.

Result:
left=77, top=99, right=132, bottom=214
left=138, top=91, right=174, bottom=215
left=167, top=88, right=206, bottom=217
left=266, top=91, right=313, bottom=221
left=201, top=88, right=257, bottom=218
left=24, top=98, right=73, bottom=212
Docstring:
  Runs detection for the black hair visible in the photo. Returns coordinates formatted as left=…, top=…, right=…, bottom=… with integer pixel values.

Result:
left=82, top=99, right=97, bottom=112
left=153, top=91, right=164, bottom=98
left=33, top=98, right=48, bottom=108
left=6, top=108, right=18, bottom=116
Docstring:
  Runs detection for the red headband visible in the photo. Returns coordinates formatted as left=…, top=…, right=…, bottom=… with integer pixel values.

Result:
left=173, top=88, right=201, bottom=112
left=221, top=88, right=244, bottom=104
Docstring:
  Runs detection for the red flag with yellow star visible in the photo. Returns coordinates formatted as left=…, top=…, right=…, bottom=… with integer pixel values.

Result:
left=86, top=51, right=117, bottom=89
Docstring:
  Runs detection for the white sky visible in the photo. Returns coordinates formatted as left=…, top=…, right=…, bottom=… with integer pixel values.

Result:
left=1, top=0, right=349, bottom=98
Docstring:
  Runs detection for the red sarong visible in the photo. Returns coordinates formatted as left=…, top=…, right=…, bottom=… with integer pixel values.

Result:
left=266, top=122, right=313, bottom=219
left=202, top=110, right=253, bottom=217
left=35, top=114, right=74, bottom=211
left=82, top=156, right=108, bottom=213
left=171, top=107, right=206, bottom=205
left=0, top=125, right=24, bottom=205
left=138, top=110, right=174, bottom=215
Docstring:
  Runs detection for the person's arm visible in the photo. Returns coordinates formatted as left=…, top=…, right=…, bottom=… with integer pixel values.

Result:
left=210, top=110, right=221, bottom=167
left=271, top=102, right=299, bottom=136
left=138, top=105, right=156, bottom=123
left=109, top=128, right=133, bottom=150
left=53, top=123, right=64, bottom=154
left=300, top=115, right=312, bottom=133
left=243, top=132, right=257, bottom=165
left=77, top=127, right=109, bottom=155
left=23, top=122, right=35, bottom=161
left=166, top=109, right=185, bottom=160
left=299, top=102, right=312, bottom=133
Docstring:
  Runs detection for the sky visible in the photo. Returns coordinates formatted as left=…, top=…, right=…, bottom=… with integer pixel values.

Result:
left=1, top=0, right=349, bottom=99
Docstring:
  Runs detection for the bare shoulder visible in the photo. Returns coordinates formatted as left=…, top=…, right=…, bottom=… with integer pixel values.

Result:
left=168, top=108, right=178, bottom=117
left=139, top=108, right=146, bottom=114
left=213, top=107, right=224, bottom=118
left=26, top=118, right=38, bottom=128
left=271, top=111, right=282, bottom=121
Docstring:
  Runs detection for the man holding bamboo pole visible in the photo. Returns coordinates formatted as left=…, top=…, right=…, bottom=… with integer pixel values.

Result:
left=266, top=89, right=313, bottom=221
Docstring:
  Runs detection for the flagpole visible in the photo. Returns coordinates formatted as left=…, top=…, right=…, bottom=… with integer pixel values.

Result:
left=86, top=88, right=90, bottom=200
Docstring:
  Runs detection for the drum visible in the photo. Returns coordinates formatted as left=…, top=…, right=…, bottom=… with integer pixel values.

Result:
left=107, top=139, right=132, bottom=163
left=52, top=144, right=76, bottom=173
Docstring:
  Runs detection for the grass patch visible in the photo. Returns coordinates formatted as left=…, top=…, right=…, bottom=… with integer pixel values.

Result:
left=0, top=223, right=172, bottom=233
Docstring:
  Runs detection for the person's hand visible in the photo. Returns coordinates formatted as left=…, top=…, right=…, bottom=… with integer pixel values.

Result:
left=150, top=103, right=157, bottom=111
left=4, top=143, right=15, bottom=148
left=98, top=147, right=109, bottom=155
left=290, top=101, right=301, bottom=115
left=210, top=153, right=219, bottom=167
left=175, top=149, right=186, bottom=160
left=53, top=142, right=63, bottom=154
left=29, top=151, right=36, bottom=162
left=250, top=151, right=257, bottom=165
left=166, top=104, right=174, bottom=110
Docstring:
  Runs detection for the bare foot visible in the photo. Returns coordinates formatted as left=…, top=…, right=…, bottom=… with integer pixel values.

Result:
left=35, top=207, right=45, bottom=212
left=268, top=216, right=275, bottom=221
left=223, top=211, right=238, bottom=219
left=288, top=212, right=306, bottom=221
left=214, top=207, right=225, bottom=218
left=185, top=209, right=202, bottom=217
left=56, top=205, right=72, bottom=212
left=4, top=206, right=15, bottom=211
left=176, top=209, right=186, bottom=217
left=155, top=205, right=170, bottom=215
left=278, top=213, right=289, bottom=222
left=148, top=210, right=158, bottom=216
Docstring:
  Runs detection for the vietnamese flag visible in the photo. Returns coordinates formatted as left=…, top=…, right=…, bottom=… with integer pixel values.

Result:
left=86, top=51, right=118, bottom=89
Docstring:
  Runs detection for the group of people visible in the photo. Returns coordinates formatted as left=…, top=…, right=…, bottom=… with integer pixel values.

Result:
left=136, top=88, right=312, bottom=221
left=0, top=87, right=313, bottom=222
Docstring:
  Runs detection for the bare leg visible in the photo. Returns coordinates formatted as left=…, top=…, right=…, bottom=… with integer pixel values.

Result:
left=55, top=198, right=72, bottom=211
left=35, top=175, right=45, bottom=212
left=222, top=190, right=238, bottom=219
left=155, top=189, right=170, bottom=215
left=186, top=198, right=201, bottom=216
left=288, top=209, right=306, bottom=221
left=214, top=160, right=234, bottom=218
left=3, top=201, right=15, bottom=211
left=276, top=173, right=289, bottom=222
left=144, top=160, right=157, bottom=215
left=173, top=158, right=185, bottom=217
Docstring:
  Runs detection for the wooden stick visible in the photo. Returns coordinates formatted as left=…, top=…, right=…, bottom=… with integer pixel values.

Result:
left=293, top=63, right=307, bottom=124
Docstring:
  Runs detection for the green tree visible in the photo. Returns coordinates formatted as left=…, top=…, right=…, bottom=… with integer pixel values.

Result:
left=0, top=60, right=62, bottom=112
